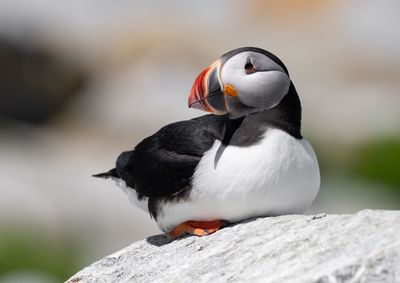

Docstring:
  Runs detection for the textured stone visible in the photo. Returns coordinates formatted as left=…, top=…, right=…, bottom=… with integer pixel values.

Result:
left=67, top=210, right=400, bottom=283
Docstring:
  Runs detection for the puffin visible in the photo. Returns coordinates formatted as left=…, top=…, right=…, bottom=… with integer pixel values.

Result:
left=94, top=47, right=320, bottom=238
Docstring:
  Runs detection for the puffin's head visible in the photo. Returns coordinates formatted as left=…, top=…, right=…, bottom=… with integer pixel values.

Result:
left=188, top=47, right=291, bottom=118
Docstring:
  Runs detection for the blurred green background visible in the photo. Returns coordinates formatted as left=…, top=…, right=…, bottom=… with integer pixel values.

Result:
left=0, top=1, right=399, bottom=282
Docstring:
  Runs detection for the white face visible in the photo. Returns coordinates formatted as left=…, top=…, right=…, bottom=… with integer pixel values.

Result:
left=220, top=51, right=291, bottom=117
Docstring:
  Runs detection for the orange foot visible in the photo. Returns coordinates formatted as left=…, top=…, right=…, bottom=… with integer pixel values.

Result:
left=167, top=220, right=225, bottom=238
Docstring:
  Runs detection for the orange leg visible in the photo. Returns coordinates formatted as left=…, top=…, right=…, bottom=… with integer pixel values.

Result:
left=167, top=220, right=225, bottom=238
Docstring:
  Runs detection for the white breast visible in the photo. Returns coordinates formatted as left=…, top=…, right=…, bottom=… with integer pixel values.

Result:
left=156, top=128, right=320, bottom=232
left=113, top=177, right=149, bottom=212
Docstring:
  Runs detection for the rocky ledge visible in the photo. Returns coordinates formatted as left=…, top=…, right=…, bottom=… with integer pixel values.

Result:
left=67, top=210, right=400, bottom=282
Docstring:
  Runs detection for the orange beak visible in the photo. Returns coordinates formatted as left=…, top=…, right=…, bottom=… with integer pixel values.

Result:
left=188, top=60, right=228, bottom=115
left=188, top=66, right=212, bottom=111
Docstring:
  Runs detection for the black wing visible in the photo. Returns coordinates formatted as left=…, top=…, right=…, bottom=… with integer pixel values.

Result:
left=111, top=114, right=227, bottom=198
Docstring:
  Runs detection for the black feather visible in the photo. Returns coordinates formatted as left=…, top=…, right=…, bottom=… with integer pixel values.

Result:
left=92, top=168, right=119, bottom=179
left=110, top=115, right=225, bottom=218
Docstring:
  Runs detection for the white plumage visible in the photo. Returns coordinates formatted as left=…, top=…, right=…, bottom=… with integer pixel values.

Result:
left=116, top=128, right=320, bottom=233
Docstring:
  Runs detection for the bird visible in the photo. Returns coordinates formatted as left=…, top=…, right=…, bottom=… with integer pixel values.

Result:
left=94, top=47, right=320, bottom=238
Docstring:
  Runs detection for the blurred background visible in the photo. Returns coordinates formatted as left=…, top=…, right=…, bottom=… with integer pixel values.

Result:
left=0, top=0, right=399, bottom=282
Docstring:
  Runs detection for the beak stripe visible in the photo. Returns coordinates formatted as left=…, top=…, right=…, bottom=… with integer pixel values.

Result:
left=188, top=59, right=227, bottom=115
left=189, top=66, right=212, bottom=112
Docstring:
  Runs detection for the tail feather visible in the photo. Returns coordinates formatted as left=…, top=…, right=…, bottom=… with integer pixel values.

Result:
left=92, top=168, right=119, bottom=179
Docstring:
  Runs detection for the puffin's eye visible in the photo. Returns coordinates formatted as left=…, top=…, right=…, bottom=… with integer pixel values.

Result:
left=244, top=60, right=256, bottom=74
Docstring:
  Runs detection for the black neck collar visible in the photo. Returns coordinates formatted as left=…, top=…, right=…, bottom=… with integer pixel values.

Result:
left=258, top=82, right=302, bottom=139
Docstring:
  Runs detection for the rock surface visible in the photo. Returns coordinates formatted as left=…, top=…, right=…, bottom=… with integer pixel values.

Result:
left=67, top=210, right=400, bottom=283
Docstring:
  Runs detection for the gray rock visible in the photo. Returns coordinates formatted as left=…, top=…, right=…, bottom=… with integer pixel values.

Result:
left=67, top=210, right=400, bottom=283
